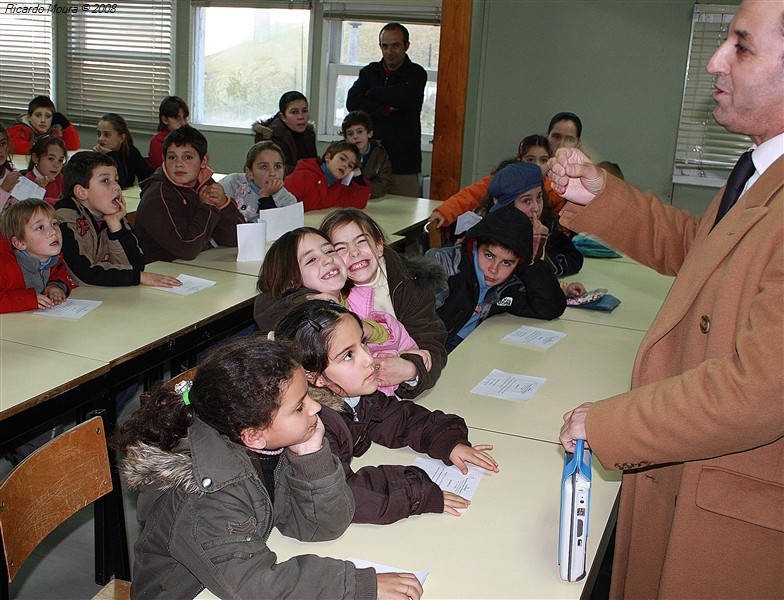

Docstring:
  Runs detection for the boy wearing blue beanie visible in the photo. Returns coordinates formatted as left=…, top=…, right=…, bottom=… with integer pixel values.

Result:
left=424, top=203, right=565, bottom=352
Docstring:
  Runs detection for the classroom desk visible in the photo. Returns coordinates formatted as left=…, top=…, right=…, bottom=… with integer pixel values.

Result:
left=194, top=430, right=621, bottom=600
left=417, top=314, right=644, bottom=444
left=0, top=341, right=108, bottom=417
left=0, top=261, right=256, bottom=364
left=562, top=257, right=673, bottom=332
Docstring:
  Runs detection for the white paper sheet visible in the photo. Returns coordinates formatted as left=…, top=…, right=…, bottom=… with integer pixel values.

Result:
left=10, top=176, right=45, bottom=201
left=454, top=211, right=482, bottom=235
left=470, top=368, right=546, bottom=402
left=151, top=274, right=216, bottom=295
left=236, top=222, right=266, bottom=262
left=33, top=299, right=102, bottom=319
left=258, top=202, right=304, bottom=241
left=501, top=325, right=566, bottom=349
left=348, top=558, right=429, bottom=586
left=413, top=456, right=485, bottom=500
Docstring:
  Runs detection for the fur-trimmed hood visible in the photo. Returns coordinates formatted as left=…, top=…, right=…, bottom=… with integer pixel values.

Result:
left=308, top=385, right=349, bottom=413
left=121, top=440, right=202, bottom=496
left=252, top=117, right=316, bottom=140
left=394, top=252, right=447, bottom=292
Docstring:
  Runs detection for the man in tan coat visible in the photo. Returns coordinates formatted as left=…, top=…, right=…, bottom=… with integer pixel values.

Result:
left=552, top=1, right=783, bottom=597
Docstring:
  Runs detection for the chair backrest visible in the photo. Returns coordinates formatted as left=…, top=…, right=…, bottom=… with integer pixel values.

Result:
left=0, top=416, right=112, bottom=583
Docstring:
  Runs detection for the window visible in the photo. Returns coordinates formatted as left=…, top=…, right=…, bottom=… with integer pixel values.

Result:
left=64, top=0, right=173, bottom=133
left=190, top=4, right=311, bottom=130
left=0, top=2, right=52, bottom=125
left=673, top=4, right=748, bottom=187
left=320, top=1, right=441, bottom=145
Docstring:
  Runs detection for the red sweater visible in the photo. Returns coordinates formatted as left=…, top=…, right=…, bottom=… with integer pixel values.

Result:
left=0, top=237, right=75, bottom=313
left=284, top=159, right=370, bottom=212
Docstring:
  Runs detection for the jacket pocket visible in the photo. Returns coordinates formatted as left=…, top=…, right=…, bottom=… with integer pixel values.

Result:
left=696, top=466, right=784, bottom=532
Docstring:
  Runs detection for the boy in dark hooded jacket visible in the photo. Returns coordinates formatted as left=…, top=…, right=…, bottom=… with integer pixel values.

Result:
left=424, top=203, right=565, bottom=352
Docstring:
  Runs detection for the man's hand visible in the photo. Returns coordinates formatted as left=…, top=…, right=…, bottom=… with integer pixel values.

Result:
left=560, top=402, right=594, bottom=453
left=547, top=148, right=606, bottom=206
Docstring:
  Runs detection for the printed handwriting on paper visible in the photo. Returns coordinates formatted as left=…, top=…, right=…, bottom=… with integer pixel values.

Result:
left=470, top=368, right=546, bottom=402
left=502, top=325, right=566, bottom=349
left=33, top=299, right=102, bottom=319
left=151, top=274, right=216, bottom=295
left=413, top=457, right=485, bottom=500
left=348, top=558, right=429, bottom=586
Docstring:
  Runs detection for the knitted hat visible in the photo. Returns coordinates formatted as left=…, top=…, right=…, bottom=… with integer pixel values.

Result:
left=488, top=162, right=543, bottom=213
left=464, top=203, right=532, bottom=262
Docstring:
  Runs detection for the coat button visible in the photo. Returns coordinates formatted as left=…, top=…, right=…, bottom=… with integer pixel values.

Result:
left=700, top=315, right=711, bottom=334
left=201, top=477, right=212, bottom=488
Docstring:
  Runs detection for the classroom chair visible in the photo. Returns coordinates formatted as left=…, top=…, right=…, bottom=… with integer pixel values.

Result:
left=0, top=416, right=131, bottom=600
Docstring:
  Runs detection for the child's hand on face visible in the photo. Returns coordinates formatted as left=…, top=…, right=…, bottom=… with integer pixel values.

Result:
left=92, top=143, right=108, bottom=154
left=565, top=282, right=586, bottom=297
left=400, top=349, right=432, bottom=372
left=442, top=490, right=470, bottom=516
left=1, top=171, right=21, bottom=193
left=376, top=572, right=423, bottom=600
left=449, top=443, right=499, bottom=475
left=103, top=195, right=127, bottom=232
left=34, top=174, right=51, bottom=189
left=139, top=272, right=183, bottom=288
left=288, top=415, right=325, bottom=456
left=374, top=354, right=417, bottom=388
left=260, top=176, right=284, bottom=198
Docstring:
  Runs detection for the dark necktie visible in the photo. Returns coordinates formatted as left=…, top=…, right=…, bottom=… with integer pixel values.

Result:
left=713, top=150, right=755, bottom=228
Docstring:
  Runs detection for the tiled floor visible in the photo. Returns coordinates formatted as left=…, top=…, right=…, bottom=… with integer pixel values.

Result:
left=5, top=395, right=143, bottom=600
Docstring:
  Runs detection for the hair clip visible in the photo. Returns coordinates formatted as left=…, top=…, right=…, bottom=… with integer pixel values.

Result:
left=174, top=380, right=193, bottom=406
left=307, top=318, right=323, bottom=333
left=267, top=330, right=275, bottom=341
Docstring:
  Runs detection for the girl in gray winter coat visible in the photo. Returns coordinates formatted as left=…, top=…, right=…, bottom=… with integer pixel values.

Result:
left=114, top=335, right=422, bottom=600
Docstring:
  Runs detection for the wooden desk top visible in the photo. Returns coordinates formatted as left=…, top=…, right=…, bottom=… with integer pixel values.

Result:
left=195, top=429, right=621, bottom=599
left=561, top=257, right=673, bottom=332
left=0, top=262, right=257, bottom=364
left=417, top=314, right=643, bottom=443
left=0, top=341, right=108, bottom=418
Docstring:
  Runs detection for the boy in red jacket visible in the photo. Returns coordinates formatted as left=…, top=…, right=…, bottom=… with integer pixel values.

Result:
left=0, top=199, right=75, bottom=313
left=7, top=96, right=81, bottom=155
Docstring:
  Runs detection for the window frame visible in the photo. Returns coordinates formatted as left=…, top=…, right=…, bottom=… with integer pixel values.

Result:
left=672, top=3, right=749, bottom=188
left=319, top=16, right=439, bottom=151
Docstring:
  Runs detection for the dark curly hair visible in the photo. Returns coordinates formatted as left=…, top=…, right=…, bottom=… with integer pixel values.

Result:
left=114, top=335, right=301, bottom=451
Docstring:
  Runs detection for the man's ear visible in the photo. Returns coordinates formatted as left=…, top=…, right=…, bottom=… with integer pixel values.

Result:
left=239, top=427, right=266, bottom=451
left=10, top=236, right=26, bottom=251
left=73, top=184, right=89, bottom=201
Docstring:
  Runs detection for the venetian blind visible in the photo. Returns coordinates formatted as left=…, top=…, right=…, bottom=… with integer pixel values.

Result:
left=673, top=3, right=749, bottom=187
left=0, top=3, right=53, bottom=126
left=64, top=0, right=174, bottom=133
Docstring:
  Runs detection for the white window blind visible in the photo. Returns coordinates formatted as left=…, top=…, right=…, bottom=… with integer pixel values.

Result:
left=322, top=0, right=441, bottom=25
left=0, top=2, right=52, bottom=126
left=673, top=3, right=749, bottom=187
left=64, top=0, right=173, bottom=133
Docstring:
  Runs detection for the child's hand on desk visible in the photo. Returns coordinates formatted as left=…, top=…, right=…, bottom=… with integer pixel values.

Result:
left=38, top=285, right=65, bottom=308
left=449, top=443, right=499, bottom=475
left=140, top=272, right=182, bottom=287
left=564, top=281, right=586, bottom=297
left=442, top=491, right=470, bottom=516
left=1, top=171, right=20, bottom=192
left=376, top=571, right=423, bottom=600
